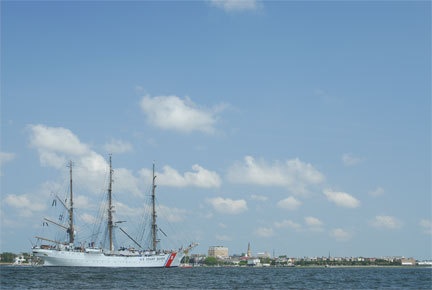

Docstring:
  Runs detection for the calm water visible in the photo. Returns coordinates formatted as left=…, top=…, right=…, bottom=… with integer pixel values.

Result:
left=1, top=265, right=431, bottom=289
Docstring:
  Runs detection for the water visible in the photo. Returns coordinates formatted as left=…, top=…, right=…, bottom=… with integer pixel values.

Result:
left=1, top=265, right=431, bottom=289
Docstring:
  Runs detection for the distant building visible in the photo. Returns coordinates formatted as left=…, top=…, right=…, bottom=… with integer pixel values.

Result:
left=401, top=258, right=416, bottom=266
left=257, top=252, right=271, bottom=259
left=208, top=246, right=229, bottom=259
left=247, top=242, right=251, bottom=257
left=247, top=258, right=261, bottom=266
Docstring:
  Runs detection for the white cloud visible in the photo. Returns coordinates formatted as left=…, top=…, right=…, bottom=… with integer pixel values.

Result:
left=140, top=164, right=221, bottom=188
left=274, top=219, right=301, bottom=229
left=104, top=139, right=132, bottom=154
left=371, top=215, right=402, bottom=229
left=27, top=124, right=146, bottom=197
left=305, top=216, right=323, bottom=227
left=342, top=153, right=363, bottom=166
left=80, top=213, right=97, bottom=224
left=157, top=205, right=189, bottom=223
left=114, top=202, right=144, bottom=218
left=218, top=222, right=227, bottom=228
left=207, top=197, right=248, bottom=214
left=0, top=152, right=15, bottom=175
left=113, top=168, right=143, bottom=197
left=0, top=151, right=15, bottom=164
left=254, top=227, right=274, bottom=237
left=420, top=219, right=432, bottom=234
left=210, top=0, right=259, bottom=12
left=4, top=194, right=47, bottom=217
left=277, top=196, right=302, bottom=210
left=330, top=228, right=352, bottom=241
left=140, top=95, right=223, bottom=134
left=324, top=189, right=360, bottom=208
left=369, top=187, right=385, bottom=197
left=250, top=194, right=267, bottom=201
left=29, top=124, right=89, bottom=158
left=74, top=195, right=94, bottom=210
left=227, top=156, right=325, bottom=195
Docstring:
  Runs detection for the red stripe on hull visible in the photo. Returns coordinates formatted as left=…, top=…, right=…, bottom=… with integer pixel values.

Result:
left=165, top=252, right=177, bottom=268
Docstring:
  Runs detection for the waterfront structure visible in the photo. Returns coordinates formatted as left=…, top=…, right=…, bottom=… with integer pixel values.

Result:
left=401, top=258, right=416, bottom=266
left=208, top=246, right=229, bottom=259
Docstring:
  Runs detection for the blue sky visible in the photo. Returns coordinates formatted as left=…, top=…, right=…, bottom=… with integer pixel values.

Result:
left=1, top=0, right=430, bottom=259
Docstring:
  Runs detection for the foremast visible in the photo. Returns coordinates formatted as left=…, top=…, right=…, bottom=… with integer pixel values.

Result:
left=108, top=155, right=114, bottom=252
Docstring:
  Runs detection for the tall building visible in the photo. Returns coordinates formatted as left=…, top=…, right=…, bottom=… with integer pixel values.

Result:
left=208, top=246, right=229, bottom=259
left=247, top=242, right=251, bottom=257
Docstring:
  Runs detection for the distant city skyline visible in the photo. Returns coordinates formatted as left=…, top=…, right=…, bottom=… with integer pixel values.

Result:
left=1, top=1, right=430, bottom=259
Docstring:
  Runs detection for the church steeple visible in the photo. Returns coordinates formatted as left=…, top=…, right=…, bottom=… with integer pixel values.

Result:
left=247, top=242, right=251, bottom=257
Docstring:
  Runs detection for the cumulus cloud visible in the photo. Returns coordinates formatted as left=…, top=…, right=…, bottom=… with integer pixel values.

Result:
left=369, top=187, right=385, bottom=197
left=274, top=219, right=301, bottom=229
left=140, top=164, right=221, bottom=188
left=157, top=205, right=189, bottom=223
left=277, top=196, right=302, bottom=210
left=254, top=227, right=274, bottom=237
left=210, top=0, right=259, bottom=12
left=324, top=189, right=360, bottom=208
left=305, top=216, right=323, bottom=227
left=207, top=197, right=248, bottom=214
left=420, top=219, right=432, bottom=235
left=4, top=194, right=47, bottom=217
left=104, top=139, right=132, bottom=154
left=227, top=156, right=325, bottom=195
left=27, top=124, right=146, bottom=198
left=140, top=95, right=224, bottom=134
left=330, top=228, right=352, bottom=241
left=29, top=124, right=89, bottom=161
left=371, top=215, right=402, bottom=229
left=342, top=153, right=363, bottom=166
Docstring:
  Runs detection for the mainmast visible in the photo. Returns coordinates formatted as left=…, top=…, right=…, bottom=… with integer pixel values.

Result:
left=151, top=163, right=158, bottom=251
left=67, top=161, right=74, bottom=244
left=108, top=155, right=114, bottom=251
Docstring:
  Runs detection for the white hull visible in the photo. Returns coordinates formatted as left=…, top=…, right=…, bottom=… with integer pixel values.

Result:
left=33, top=248, right=184, bottom=268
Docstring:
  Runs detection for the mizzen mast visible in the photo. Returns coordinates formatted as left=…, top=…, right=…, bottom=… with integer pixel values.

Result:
left=151, top=163, right=158, bottom=251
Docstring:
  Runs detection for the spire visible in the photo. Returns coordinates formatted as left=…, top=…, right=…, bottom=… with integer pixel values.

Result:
left=247, top=242, right=251, bottom=258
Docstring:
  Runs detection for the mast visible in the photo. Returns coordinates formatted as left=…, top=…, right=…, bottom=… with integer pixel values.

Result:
left=108, top=155, right=114, bottom=251
left=67, top=161, right=74, bottom=244
left=151, top=162, right=158, bottom=251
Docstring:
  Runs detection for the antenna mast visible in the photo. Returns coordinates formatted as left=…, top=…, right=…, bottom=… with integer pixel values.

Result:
left=108, top=155, right=114, bottom=251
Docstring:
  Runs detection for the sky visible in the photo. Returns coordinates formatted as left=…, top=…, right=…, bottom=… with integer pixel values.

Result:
left=1, top=0, right=430, bottom=259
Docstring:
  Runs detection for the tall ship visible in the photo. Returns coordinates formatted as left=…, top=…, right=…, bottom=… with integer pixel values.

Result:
left=32, top=157, right=197, bottom=267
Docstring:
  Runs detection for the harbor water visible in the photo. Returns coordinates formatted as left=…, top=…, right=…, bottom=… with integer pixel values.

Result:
left=1, top=265, right=431, bottom=289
